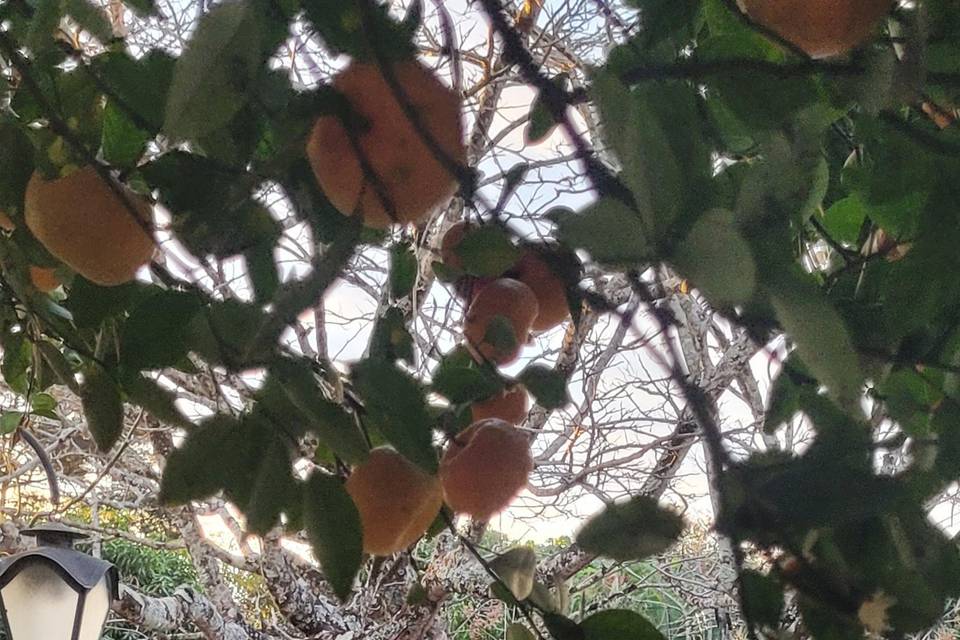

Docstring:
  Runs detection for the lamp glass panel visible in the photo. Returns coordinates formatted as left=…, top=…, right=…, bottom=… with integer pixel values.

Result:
left=0, top=559, right=79, bottom=640
left=77, top=576, right=110, bottom=640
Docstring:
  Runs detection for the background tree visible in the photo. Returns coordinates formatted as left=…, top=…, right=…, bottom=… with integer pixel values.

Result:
left=1, top=0, right=960, bottom=639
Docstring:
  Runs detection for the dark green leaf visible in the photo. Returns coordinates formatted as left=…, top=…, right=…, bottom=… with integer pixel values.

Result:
left=740, top=570, right=784, bottom=628
left=518, top=365, right=568, bottom=409
left=390, top=243, right=419, bottom=299
left=543, top=613, right=585, bottom=640
left=456, top=226, right=522, bottom=278
left=245, top=437, right=295, bottom=535
left=80, top=364, right=124, bottom=452
left=63, top=0, right=113, bottom=42
left=65, top=279, right=144, bottom=329
left=2, top=332, right=31, bottom=395
left=120, top=290, right=203, bottom=372
left=122, top=374, right=194, bottom=430
left=352, top=360, right=437, bottom=472
left=581, top=609, right=666, bottom=640
left=369, top=306, right=415, bottom=365
left=552, top=201, right=648, bottom=266
left=303, top=472, right=362, bottom=601
left=577, top=495, right=684, bottom=562
left=0, top=412, right=22, bottom=435
left=160, top=416, right=238, bottom=504
left=271, top=358, right=369, bottom=464
left=672, top=209, right=756, bottom=306
left=163, top=2, right=261, bottom=141
left=432, top=347, right=503, bottom=404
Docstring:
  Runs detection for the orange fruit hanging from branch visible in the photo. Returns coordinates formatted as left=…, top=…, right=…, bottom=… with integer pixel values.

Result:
left=345, top=447, right=443, bottom=556
left=307, top=60, right=467, bottom=229
left=511, top=249, right=571, bottom=332
left=471, top=385, right=529, bottom=425
left=464, top=278, right=539, bottom=365
left=25, top=167, right=155, bottom=286
left=440, top=419, right=534, bottom=520
left=738, top=0, right=894, bottom=58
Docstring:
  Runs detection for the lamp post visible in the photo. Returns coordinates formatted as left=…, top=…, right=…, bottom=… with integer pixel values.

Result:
left=0, top=523, right=118, bottom=640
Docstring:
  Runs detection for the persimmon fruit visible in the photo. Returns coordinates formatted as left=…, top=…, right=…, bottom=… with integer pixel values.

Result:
left=464, top=278, right=538, bottom=365
left=440, top=418, right=533, bottom=520
left=29, top=266, right=60, bottom=293
left=306, top=60, right=466, bottom=229
left=471, top=385, right=529, bottom=425
left=739, top=0, right=894, bottom=58
left=0, top=212, right=14, bottom=232
left=512, top=250, right=570, bottom=332
left=25, top=167, right=155, bottom=286
left=345, top=447, right=443, bottom=556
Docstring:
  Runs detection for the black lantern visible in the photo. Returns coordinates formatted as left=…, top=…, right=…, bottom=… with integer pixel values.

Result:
left=0, top=523, right=118, bottom=640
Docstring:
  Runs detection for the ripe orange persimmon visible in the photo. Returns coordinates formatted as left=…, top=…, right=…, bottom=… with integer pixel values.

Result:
left=25, top=167, right=155, bottom=286
left=512, top=250, right=570, bottom=332
left=739, top=0, right=894, bottom=58
left=440, top=419, right=533, bottom=520
left=306, top=60, right=466, bottom=229
left=345, top=447, right=443, bottom=556
left=471, top=385, right=529, bottom=425
left=464, top=278, right=538, bottom=365
left=29, top=266, right=60, bottom=293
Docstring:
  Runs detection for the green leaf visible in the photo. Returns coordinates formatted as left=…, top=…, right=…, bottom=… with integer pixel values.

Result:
left=186, top=299, right=273, bottom=370
left=0, top=123, right=35, bottom=212
left=163, top=2, right=261, bottom=141
left=672, top=209, right=757, bottom=306
left=301, top=0, right=414, bottom=59
left=552, top=201, right=648, bottom=266
left=63, top=0, right=113, bottom=42
left=2, top=332, right=32, bottom=395
left=369, top=306, right=415, bottom=365
left=122, top=374, right=194, bottom=430
left=80, top=364, right=124, bottom=452
left=489, top=547, right=537, bottom=600
left=576, top=495, right=684, bottom=562
left=456, top=226, right=522, bottom=278
left=160, top=416, right=238, bottom=504
left=30, top=392, right=57, bottom=414
left=768, top=272, right=862, bottom=406
left=581, top=610, right=665, bottom=640
left=120, top=290, right=203, bottom=372
left=271, top=358, right=369, bottom=464
left=518, top=365, right=568, bottom=409
left=431, top=346, right=503, bottom=404
left=526, top=95, right=555, bottom=145
left=822, top=196, right=867, bottom=245
left=390, top=243, right=419, bottom=299
left=507, top=623, right=537, bottom=640
left=101, top=100, right=149, bottom=169
left=26, top=0, right=63, bottom=55
left=740, top=570, right=784, bottom=628
left=303, top=472, right=362, bottom=601
left=65, top=279, right=144, bottom=329
left=0, top=412, right=23, bottom=435
left=543, top=613, right=585, bottom=640
left=244, top=437, right=295, bottom=535
left=484, top=315, right=519, bottom=354
left=351, top=360, right=437, bottom=472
